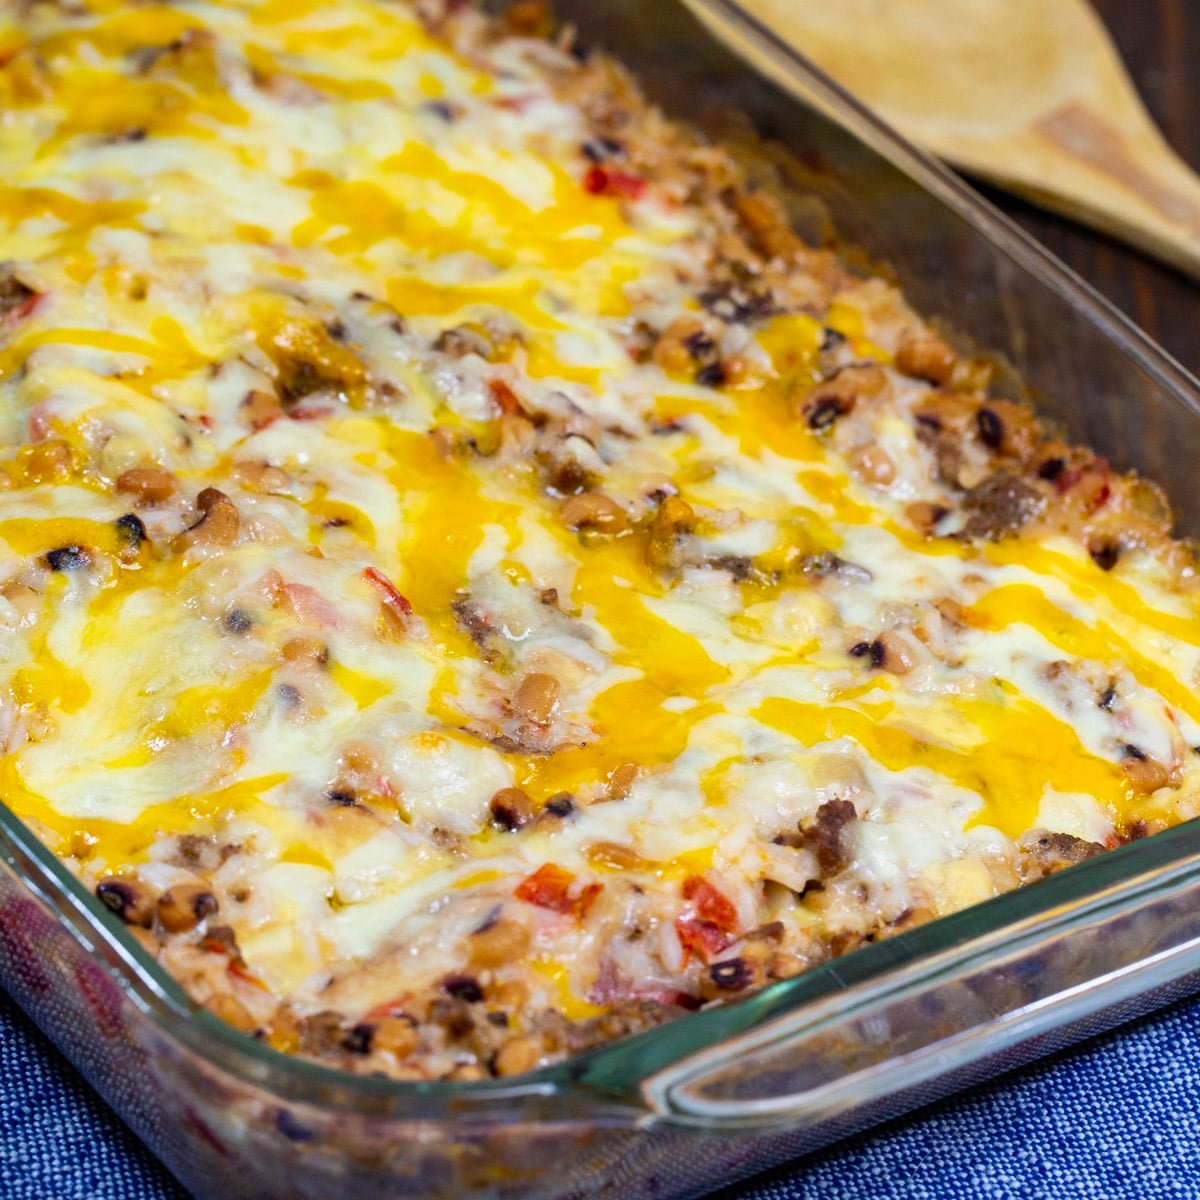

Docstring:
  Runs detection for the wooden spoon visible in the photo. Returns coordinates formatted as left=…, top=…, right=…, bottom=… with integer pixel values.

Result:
left=734, top=0, right=1200, bottom=279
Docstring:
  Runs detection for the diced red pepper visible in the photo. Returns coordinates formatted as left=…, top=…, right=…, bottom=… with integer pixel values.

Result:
left=682, top=875, right=738, bottom=933
left=363, top=566, right=413, bottom=616
left=583, top=164, right=646, bottom=200
left=514, top=863, right=601, bottom=919
left=675, top=916, right=729, bottom=964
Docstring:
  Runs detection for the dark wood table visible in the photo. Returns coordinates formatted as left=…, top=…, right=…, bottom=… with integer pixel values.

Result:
left=976, top=0, right=1198, bottom=379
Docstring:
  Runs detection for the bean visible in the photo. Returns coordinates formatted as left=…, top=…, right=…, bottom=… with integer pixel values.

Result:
left=182, top=487, right=239, bottom=548
left=239, top=389, right=283, bottom=431
left=372, top=1015, right=418, bottom=1058
left=560, top=492, right=629, bottom=534
left=895, top=335, right=957, bottom=384
left=493, top=1035, right=541, bottom=1077
left=1122, top=751, right=1170, bottom=794
left=230, top=460, right=289, bottom=494
left=281, top=636, right=329, bottom=667
left=96, top=877, right=155, bottom=927
left=768, top=951, right=805, bottom=980
left=848, top=444, right=896, bottom=486
left=470, top=917, right=530, bottom=967
left=512, top=672, right=561, bottom=723
left=652, top=318, right=705, bottom=376
left=206, top=992, right=258, bottom=1034
left=488, top=978, right=529, bottom=1010
left=116, top=467, right=177, bottom=505
left=156, top=882, right=218, bottom=933
left=584, top=841, right=640, bottom=870
left=873, top=631, right=916, bottom=675
left=731, top=189, right=802, bottom=261
left=606, top=762, right=640, bottom=799
left=489, top=787, right=534, bottom=832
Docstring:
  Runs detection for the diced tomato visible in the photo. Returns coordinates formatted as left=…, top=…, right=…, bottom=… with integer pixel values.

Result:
left=515, top=863, right=576, bottom=913
left=675, top=916, right=729, bottom=964
left=576, top=881, right=603, bottom=919
left=488, top=377, right=523, bottom=416
left=288, top=405, right=334, bottom=421
left=682, top=875, right=738, bottom=933
left=228, top=958, right=269, bottom=991
left=3, top=291, right=42, bottom=328
left=365, top=993, right=415, bottom=1021
left=491, top=94, right=536, bottom=113
left=514, top=863, right=601, bottom=919
left=26, top=403, right=52, bottom=442
left=583, top=164, right=646, bottom=200
left=363, top=566, right=413, bottom=616
left=283, top=581, right=342, bottom=628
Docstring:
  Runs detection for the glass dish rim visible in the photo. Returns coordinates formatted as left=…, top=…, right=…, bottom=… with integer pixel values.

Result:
left=3, top=0, right=1200, bottom=1127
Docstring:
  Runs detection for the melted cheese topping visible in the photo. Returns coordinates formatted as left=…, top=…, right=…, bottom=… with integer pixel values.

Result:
left=0, top=0, right=1197, bottom=1057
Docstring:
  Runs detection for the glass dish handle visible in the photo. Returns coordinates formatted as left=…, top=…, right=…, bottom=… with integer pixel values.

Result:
left=632, top=831, right=1200, bottom=1130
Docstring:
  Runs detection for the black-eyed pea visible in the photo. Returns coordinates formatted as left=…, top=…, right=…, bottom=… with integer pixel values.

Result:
left=652, top=316, right=706, bottom=376
left=848, top=444, right=896, bottom=486
left=895, top=335, right=958, bottom=384
left=493, top=1035, right=541, bottom=1077
left=489, top=787, right=534, bottom=832
left=605, top=762, right=640, bottom=800
left=281, top=636, right=329, bottom=668
left=470, top=916, right=531, bottom=967
left=512, top=672, right=561, bottom=723
left=560, top=492, right=629, bottom=535
left=373, top=1016, right=419, bottom=1058
left=95, top=876, right=155, bottom=927
left=1122, top=748, right=1171, bottom=794
left=767, top=951, right=805, bottom=980
left=874, top=631, right=917, bottom=675
left=181, top=488, right=240, bottom=549
left=156, top=882, right=219, bottom=933
left=583, top=841, right=641, bottom=870
left=206, top=992, right=258, bottom=1034
left=231, top=460, right=290, bottom=495
left=488, top=978, right=529, bottom=1010
left=116, top=466, right=178, bottom=505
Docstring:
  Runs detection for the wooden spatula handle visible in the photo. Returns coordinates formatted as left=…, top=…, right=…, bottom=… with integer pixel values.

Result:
left=1007, top=102, right=1200, bottom=280
left=732, top=0, right=1200, bottom=281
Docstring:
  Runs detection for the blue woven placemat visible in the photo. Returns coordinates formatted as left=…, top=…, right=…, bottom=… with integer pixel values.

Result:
left=3, top=986, right=1199, bottom=1199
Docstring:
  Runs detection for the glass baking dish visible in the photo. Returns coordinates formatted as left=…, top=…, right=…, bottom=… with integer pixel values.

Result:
left=3, top=1, right=1200, bottom=1196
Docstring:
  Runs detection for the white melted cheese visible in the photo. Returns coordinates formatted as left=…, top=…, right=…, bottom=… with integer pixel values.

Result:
left=0, top=0, right=1195, bottom=1026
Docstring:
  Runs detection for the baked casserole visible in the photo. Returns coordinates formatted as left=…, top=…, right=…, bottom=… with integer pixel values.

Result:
left=0, top=0, right=1196, bottom=1083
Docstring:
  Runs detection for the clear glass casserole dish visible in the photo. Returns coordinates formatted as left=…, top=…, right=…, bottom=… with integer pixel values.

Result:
left=2, top=0, right=1200, bottom=1196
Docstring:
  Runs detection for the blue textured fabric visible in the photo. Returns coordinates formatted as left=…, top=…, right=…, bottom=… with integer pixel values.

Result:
left=3, top=989, right=1200, bottom=1198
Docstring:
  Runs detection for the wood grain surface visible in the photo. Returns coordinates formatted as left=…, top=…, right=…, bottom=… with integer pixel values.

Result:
left=981, top=0, right=1199, bottom=377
